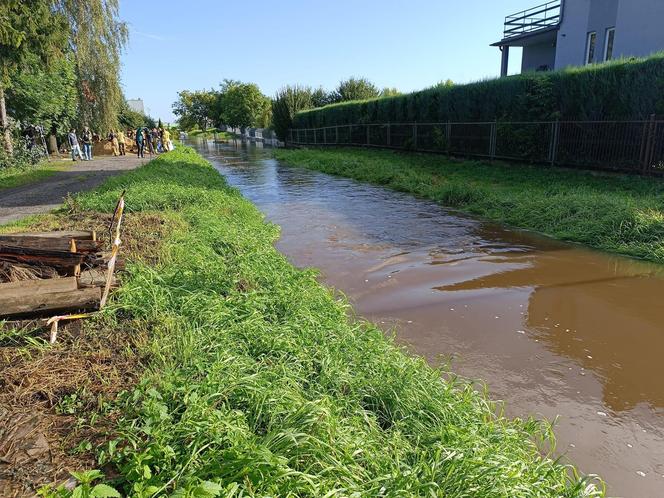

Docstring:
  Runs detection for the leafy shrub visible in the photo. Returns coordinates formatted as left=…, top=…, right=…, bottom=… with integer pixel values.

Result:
left=0, top=138, right=46, bottom=171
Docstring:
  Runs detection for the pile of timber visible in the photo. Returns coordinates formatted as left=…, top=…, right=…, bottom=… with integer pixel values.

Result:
left=0, top=231, right=120, bottom=319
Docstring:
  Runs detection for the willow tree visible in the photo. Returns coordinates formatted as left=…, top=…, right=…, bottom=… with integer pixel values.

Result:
left=55, top=0, right=128, bottom=134
left=0, top=0, right=68, bottom=153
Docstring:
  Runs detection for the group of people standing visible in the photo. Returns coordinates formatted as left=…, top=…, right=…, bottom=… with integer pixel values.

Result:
left=66, top=126, right=173, bottom=161
left=133, top=127, right=172, bottom=158
left=67, top=127, right=95, bottom=161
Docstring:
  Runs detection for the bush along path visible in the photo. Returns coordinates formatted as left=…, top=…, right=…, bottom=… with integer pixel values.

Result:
left=24, top=147, right=603, bottom=497
left=275, top=147, right=664, bottom=264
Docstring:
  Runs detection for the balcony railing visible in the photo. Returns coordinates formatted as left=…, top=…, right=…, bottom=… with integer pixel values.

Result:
left=503, top=1, right=561, bottom=39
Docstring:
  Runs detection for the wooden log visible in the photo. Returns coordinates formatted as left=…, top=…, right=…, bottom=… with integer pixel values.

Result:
left=4, top=230, right=95, bottom=240
left=0, top=235, right=102, bottom=253
left=94, top=252, right=125, bottom=271
left=0, top=276, right=77, bottom=296
left=0, top=244, right=88, bottom=269
left=78, top=269, right=117, bottom=288
left=0, top=286, right=101, bottom=318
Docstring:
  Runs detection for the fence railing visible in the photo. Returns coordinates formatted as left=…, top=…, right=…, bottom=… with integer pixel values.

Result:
left=288, top=118, right=664, bottom=175
left=503, top=1, right=561, bottom=39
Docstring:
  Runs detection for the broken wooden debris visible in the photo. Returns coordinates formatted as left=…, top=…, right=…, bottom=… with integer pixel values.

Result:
left=0, top=197, right=124, bottom=328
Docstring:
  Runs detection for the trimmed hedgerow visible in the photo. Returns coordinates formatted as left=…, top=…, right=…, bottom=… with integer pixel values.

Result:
left=293, top=53, right=664, bottom=128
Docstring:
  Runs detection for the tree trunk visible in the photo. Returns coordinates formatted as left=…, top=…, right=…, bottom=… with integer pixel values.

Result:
left=0, top=85, right=13, bottom=155
left=48, top=129, right=59, bottom=154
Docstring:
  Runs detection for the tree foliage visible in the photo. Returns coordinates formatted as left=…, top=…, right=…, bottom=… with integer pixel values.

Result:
left=332, top=77, right=380, bottom=103
left=7, top=53, right=78, bottom=135
left=271, top=85, right=316, bottom=140
left=0, top=0, right=69, bottom=151
left=380, top=87, right=402, bottom=97
left=54, top=0, right=128, bottom=133
left=172, top=90, right=217, bottom=131
left=217, top=79, right=271, bottom=131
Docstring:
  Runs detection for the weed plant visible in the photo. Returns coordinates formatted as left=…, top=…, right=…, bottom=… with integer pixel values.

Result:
left=47, top=147, right=603, bottom=496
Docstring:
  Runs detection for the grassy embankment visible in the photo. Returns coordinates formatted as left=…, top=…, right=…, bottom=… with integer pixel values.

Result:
left=188, top=128, right=234, bottom=140
left=0, top=158, right=72, bottom=190
left=275, top=147, right=664, bottom=263
left=4, top=147, right=603, bottom=497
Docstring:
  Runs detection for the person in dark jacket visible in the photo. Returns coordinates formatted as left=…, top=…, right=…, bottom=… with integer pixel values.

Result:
left=145, top=128, right=154, bottom=154
left=81, top=126, right=93, bottom=161
left=135, top=126, right=145, bottom=158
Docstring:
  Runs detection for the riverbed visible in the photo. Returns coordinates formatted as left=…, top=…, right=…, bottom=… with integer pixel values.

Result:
left=194, top=138, right=664, bottom=498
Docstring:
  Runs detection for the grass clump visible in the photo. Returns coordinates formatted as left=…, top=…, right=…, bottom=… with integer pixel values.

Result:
left=275, top=147, right=664, bottom=263
left=33, top=146, right=603, bottom=496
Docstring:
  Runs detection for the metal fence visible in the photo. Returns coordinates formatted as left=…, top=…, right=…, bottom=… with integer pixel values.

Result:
left=288, top=117, right=664, bottom=175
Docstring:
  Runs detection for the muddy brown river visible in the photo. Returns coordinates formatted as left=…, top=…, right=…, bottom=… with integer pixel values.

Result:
left=194, top=139, right=664, bottom=498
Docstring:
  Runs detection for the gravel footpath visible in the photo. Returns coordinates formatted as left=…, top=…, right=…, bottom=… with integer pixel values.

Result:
left=0, top=155, right=147, bottom=225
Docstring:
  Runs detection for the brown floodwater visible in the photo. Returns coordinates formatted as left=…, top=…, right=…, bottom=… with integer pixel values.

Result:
left=194, top=139, right=664, bottom=498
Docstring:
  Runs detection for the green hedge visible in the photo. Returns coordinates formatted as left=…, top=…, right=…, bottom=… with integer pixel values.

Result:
left=293, top=53, right=664, bottom=128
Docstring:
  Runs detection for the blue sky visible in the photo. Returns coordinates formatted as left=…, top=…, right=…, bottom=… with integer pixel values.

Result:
left=119, top=0, right=530, bottom=123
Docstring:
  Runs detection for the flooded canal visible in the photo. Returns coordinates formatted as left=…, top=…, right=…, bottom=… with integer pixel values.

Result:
left=194, top=139, right=664, bottom=498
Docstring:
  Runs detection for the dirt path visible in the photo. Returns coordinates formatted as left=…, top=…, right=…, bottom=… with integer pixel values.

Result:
left=0, top=154, right=147, bottom=225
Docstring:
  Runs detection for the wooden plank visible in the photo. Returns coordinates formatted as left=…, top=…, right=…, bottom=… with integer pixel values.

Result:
left=0, top=235, right=101, bottom=253
left=0, top=276, right=77, bottom=295
left=0, top=287, right=101, bottom=318
left=4, top=231, right=94, bottom=240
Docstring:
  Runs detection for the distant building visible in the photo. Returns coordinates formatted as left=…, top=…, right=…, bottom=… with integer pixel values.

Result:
left=493, top=0, right=664, bottom=76
left=127, top=98, right=145, bottom=114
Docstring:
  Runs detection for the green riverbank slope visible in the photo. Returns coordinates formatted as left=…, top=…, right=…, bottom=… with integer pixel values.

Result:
left=20, top=147, right=602, bottom=496
left=275, top=147, right=664, bottom=263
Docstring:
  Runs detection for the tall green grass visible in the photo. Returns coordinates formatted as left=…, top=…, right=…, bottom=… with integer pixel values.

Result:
left=64, top=147, right=602, bottom=496
left=274, top=147, right=664, bottom=263
left=293, top=53, right=664, bottom=128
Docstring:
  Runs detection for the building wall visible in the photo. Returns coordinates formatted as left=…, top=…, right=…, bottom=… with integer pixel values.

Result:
left=554, top=0, right=592, bottom=69
left=587, top=0, right=618, bottom=62
left=614, top=0, right=664, bottom=59
left=127, top=99, right=145, bottom=115
left=522, top=42, right=557, bottom=72
left=554, top=0, right=664, bottom=69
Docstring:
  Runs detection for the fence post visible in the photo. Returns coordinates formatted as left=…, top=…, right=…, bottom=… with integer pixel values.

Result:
left=289, top=129, right=293, bottom=144
left=642, top=114, right=657, bottom=173
left=549, top=120, right=560, bottom=165
left=446, top=122, right=452, bottom=156
left=490, top=120, right=497, bottom=160
left=367, top=124, right=370, bottom=146
left=323, top=128, right=327, bottom=145
left=412, top=123, right=418, bottom=149
left=313, top=128, right=317, bottom=145
left=386, top=123, right=391, bottom=147
left=335, top=126, right=339, bottom=144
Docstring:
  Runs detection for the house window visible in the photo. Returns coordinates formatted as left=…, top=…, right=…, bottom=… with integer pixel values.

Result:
left=604, top=27, right=615, bottom=61
left=586, top=32, right=597, bottom=64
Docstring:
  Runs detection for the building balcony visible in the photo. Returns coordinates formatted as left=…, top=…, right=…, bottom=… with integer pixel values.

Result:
left=502, top=1, right=562, bottom=40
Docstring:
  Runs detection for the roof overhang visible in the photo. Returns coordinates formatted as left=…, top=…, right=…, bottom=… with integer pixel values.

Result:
left=491, top=26, right=559, bottom=47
